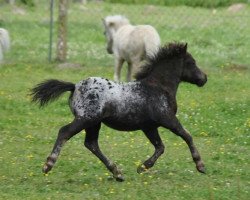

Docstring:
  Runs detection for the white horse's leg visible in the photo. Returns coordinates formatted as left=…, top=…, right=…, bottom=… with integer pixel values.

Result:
left=127, top=62, right=132, bottom=82
left=114, top=57, right=124, bottom=82
left=129, top=58, right=141, bottom=81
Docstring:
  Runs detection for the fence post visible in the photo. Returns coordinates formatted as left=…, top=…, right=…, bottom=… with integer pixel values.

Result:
left=56, top=0, right=68, bottom=62
left=48, top=0, right=54, bottom=62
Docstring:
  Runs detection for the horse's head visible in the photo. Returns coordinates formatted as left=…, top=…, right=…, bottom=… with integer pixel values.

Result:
left=181, top=44, right=207, bottom=87
left=102, top=15, right=130, bottom=54
left=102, top=18, right=114, bottom=54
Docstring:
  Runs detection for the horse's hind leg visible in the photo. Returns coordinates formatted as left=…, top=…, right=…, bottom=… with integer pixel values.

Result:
left=114, top=57, right=124, bottom=82
left=161, top=116, right=205, bottom=173
left=84, top=124, right=124, bottom=182
left=137, top=128, right=165, bottom=173
left=42, top=118, right=85, bottom=174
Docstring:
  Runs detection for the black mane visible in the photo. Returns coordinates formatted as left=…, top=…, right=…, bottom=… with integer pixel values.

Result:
left=135, top=42, right=187, bottom=80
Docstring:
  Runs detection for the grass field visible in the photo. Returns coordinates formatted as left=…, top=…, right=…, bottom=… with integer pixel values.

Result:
left=0, top=1, right=250, bottom=200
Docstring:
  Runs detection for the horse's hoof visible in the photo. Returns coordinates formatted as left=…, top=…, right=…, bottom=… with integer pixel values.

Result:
left=137, top=164, right=147, bottom=174
left=42, top=163, right=52, bottom=174
left=196, top=165, right=206, bottom=174
left=114, top=174, right=125, bottom=182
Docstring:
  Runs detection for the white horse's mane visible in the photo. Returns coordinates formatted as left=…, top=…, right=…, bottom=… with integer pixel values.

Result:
left=104, top=15, right=130, bottom=28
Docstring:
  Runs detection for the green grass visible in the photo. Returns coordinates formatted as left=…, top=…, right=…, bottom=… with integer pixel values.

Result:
left=0, top=1, right=250, bottom=200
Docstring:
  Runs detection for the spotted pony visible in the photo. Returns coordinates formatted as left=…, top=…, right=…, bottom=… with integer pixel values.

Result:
left=31, top=42, right=207, bottom=181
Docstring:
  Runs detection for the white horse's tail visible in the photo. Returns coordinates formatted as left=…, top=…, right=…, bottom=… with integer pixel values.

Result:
left=0, top=28, right=10, bottom=52
left=143, top=26, right=161, bottom=59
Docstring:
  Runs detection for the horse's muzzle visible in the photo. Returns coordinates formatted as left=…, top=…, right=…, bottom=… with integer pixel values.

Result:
left=107, top=47, right=113, bottom=54
left=197, top=74, right=207, bottom=87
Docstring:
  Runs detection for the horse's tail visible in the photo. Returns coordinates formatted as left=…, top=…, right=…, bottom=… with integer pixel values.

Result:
left=31, top=79, right=75, bottom=107
left=0, top=28, right=10, bottom=52
left=144, top=26, right=161, bottom=59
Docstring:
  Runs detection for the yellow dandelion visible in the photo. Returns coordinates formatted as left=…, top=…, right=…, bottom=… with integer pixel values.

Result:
left=110, top=189, right=115, bottom=194
left=27, top=154, right=34, bottom=159
left=25, top=135, right=34, bottom=139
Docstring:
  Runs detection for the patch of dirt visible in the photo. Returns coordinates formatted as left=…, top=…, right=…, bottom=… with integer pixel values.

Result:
left=12, top=6, right=26, bottom=15
left=57, top=62, right=84, bottom=69
left=143, top=5, right=158, bottom=15
left=223, top=64, right=249, bottom=72
left=228, top=3, right=246, bottom=13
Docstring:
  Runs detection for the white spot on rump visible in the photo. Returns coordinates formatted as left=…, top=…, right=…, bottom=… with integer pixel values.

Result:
left=72, top=77, right=145, bottom=117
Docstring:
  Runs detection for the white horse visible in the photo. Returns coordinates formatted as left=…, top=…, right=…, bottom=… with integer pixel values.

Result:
left=102, top=15, right=160, bottom=82
left=0, top=28, right=10, bottom=63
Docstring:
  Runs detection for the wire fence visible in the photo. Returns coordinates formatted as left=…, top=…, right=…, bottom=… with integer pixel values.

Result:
left=0, top=1, right=249, bottom=69
left=64, top=1, right=250, bottom=69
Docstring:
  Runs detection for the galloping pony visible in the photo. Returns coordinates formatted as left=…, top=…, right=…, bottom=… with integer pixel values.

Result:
left=102, top=15, right=160, bottom=82
left=31, top=43, right=207, bottom=181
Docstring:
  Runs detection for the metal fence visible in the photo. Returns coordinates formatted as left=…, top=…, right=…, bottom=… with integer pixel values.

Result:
left=0, top=1, right=249, bottom=69
left=62, top=1, right=249, bottom=69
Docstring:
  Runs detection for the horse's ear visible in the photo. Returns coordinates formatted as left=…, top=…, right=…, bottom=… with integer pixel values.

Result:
left=184, top=43, right=188, bottom=52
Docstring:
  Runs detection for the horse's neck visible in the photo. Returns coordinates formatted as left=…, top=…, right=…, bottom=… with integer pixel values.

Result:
left=144, top=62, right=182, bottom=97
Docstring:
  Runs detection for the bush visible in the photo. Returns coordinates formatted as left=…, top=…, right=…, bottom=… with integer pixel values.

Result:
left=0, top=0, right=35, bottom=6
left=106, top=0, right=248, bottom=8
left=20, top=0, right=35, bottom=6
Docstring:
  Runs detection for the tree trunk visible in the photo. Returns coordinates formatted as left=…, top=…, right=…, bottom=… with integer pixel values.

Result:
left=56, top=0, right=68, bottom=62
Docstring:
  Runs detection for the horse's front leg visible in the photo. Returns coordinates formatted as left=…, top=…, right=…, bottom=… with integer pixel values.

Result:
left=84, top=124, right=124, bottom=182
left=161, top=116, right=205, bottom=173
left=43, top=118, right=85, bottom=174
left=127, top=62, right=132, bottom=82
left=137, top=128, right=165, bottom=173
left=114, top=57, right=124, bottom=82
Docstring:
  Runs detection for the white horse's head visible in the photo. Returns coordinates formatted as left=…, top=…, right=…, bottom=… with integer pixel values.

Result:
left=102, top=15, right=130, bottom=54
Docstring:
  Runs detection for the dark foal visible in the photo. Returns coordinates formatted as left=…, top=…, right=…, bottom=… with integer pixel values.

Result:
left=31, top=43, right=207, bottom=181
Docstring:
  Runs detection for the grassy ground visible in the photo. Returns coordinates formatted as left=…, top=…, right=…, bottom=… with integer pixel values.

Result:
left=0, top=1, right=250, bottom=200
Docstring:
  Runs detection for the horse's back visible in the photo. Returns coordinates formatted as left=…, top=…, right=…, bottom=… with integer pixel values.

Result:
left=113, top=24, right=160, bottom=60
left=135, top=25, right=160, bottom=58
left=72, top=77, right=147, bottom=117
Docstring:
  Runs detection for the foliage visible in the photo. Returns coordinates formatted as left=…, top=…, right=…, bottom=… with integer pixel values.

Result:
left=0, top=1, right=250, bottom=200
left=0, top=0, right=35, bottom=6
left=106, top=0, right=249, bottom=8
left=20, top=0, right=35, bottom=7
